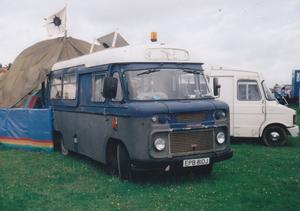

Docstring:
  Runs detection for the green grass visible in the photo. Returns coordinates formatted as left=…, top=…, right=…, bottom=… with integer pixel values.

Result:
left=0, top=108, right=300, bottom=210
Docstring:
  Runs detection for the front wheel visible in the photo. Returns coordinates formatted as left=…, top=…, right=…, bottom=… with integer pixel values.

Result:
left=107, top=142, right=132, bottom=180
left=262, top=126, right=287, bottom=146
left=116, top=143, right=132, bottom=180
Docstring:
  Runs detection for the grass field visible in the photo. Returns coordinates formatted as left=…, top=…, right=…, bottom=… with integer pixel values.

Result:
left=0, top=108, right=299, bottom=210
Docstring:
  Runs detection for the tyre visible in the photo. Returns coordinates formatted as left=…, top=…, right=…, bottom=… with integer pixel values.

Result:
left=262, top=125, right=287, bottom=146
left=107, top=143, right=118, bottom=176
left=60, top=135, right=69, bottom=156
left=107, top=142, right=132, bottom=180
left=116, top=143, right=132, bottom=180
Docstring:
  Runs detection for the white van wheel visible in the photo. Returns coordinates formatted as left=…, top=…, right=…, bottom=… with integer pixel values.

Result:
left=262, top=126, right=287, bottom=146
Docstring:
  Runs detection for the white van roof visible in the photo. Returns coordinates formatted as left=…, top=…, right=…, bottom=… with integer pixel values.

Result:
left=206, top=68, right=261, bottom=78
left=52, top=44, right=201, bottom=71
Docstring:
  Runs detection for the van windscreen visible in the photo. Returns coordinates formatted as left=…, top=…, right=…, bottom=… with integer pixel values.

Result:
left=125, top=69, right=211, bottom=101
left=262, top=80, right=276, bottom=101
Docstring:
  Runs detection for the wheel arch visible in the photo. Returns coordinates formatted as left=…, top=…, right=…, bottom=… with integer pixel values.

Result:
left=260, top=123, right=290, bottom=137
left=105, top=138, right=129, bottom=164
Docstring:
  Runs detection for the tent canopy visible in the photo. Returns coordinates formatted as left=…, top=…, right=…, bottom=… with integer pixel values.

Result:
left=0, top=37, right=102, bottom=108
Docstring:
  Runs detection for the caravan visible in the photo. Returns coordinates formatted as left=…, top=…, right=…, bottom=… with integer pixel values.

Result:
left=46, top=44, right=233, bottom=179
left=207, top=69, right=299, bottom=146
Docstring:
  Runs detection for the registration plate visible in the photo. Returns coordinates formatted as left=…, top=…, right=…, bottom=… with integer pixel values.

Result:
left=183, top=157, right=210, bottom=167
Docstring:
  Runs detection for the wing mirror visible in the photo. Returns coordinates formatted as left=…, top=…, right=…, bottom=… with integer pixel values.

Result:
left=103, top=77, right=118, bottom=99
left=213, top=77, right=221, bottom=96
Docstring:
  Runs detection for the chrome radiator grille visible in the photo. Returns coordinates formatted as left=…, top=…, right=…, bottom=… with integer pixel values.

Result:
left=170, top=130, right=213, bottom=155
left=176, top=112, right=207, bottom=122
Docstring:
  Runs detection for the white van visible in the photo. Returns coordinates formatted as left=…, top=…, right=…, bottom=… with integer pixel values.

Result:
left=207, top=69, right=299, bottom=146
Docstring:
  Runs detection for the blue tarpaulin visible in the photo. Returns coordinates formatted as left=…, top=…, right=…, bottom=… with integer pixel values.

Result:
left=0, top=108, right=53, bottom=152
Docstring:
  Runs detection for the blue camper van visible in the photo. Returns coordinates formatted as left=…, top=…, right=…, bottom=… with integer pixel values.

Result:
left=47, top=44, right=233, bottom=179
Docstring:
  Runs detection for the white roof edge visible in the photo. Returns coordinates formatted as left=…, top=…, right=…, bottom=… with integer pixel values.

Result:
left=206, top=68, right=259, bottom=75
left=52, top=44, right=203, bottom=71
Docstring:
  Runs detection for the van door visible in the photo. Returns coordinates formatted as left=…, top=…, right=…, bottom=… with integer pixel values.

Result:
left=215, top=76, right=235, bottom=136
left=76, top=72, right=109, bottom=162
left=234, top=79, right=265, bottom=137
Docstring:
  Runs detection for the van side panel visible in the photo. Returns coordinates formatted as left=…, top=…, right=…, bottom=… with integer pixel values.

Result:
left=216, top=76, right=235, bottom=136
left=54, top=111, right=109, bottom=162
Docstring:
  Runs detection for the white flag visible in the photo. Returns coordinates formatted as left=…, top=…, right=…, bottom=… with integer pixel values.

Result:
left=44, top=7, right=67, bottom=37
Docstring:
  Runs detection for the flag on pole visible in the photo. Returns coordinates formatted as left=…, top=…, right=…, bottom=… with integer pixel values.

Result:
left=44, top=7, right=67, bottom=37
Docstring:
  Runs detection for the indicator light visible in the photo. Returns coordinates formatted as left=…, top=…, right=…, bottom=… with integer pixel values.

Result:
left=151, top=32, right=157, bottom=42
left=112, top=117, right=118, bottom=130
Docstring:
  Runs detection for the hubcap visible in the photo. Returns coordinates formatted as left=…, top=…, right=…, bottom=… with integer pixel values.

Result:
left=270, top=132, right=280, bottom=142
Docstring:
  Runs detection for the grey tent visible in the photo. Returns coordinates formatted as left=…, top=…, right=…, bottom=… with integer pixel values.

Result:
left=0, top=37, right=103, bottom=108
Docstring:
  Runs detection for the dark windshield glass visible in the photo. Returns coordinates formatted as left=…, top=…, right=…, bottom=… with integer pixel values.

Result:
left=125, top=69, right=211, bottom=101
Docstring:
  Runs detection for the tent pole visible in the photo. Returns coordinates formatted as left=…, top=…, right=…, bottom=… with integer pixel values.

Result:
left=64, top=30, right=68, bottom=39
left=89, top=38, right=96, bottom=54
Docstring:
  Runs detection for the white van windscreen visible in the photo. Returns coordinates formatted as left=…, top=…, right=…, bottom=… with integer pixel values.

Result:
left=262, top=81, right=276, bottom=101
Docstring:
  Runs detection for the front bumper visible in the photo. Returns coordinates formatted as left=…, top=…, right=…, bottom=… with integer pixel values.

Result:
left=287, top=125, right=299, bottom=137
left=131, top=148, right=233, bottom=171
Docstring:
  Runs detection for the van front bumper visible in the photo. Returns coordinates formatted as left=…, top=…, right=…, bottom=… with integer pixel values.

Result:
left=131, top=148, right=233, bottom=171
left=287, top=125, right=299, bottom=137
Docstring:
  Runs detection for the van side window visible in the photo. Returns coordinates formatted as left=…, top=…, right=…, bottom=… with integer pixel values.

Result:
left=50, top=76, right=62, bottom=99
left=112, top=72, right=123, bottom=101
left=237, top=80, right=261, bottom=101
left=92, top=74, right=105, bottom=102
left=63, top=74, right=77, bottom=100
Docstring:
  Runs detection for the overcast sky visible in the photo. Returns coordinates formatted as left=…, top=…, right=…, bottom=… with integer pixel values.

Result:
left=0, top=0, right=299, bottom=85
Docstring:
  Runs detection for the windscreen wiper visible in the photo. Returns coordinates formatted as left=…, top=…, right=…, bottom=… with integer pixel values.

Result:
left=137, top=69, right=160, bottom=76
left=183, top=69, right=201, bottom=74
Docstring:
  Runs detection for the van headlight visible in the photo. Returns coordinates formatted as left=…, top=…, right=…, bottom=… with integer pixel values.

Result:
left=216, top=131, right=226, bottom=144
left=214, top=110, right=226, bottom=120
left=154, top=138, right=166, bottom=151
